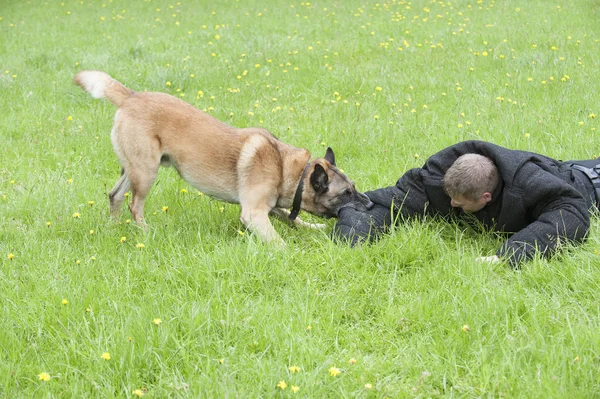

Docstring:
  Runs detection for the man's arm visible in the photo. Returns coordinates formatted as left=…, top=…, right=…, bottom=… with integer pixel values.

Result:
left=333, top=168, right=435, bottom=245
left=496, top=166, right=590, bottom=267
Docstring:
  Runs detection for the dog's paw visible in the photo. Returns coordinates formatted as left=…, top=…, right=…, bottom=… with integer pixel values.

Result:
left=475, top=255, right=500, bottom=264
left=310, top=223, right=327, bottom=230
left=272, top=237, right=286, bottom=249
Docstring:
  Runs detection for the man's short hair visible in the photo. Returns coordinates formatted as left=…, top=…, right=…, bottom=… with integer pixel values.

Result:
left=443, top=154, right=500, bottom=200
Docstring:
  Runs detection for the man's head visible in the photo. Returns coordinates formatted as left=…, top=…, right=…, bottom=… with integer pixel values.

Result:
left=443, top=153, right=500, bottom=213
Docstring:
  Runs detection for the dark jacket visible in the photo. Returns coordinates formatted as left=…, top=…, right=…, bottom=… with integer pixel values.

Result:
left=334, top=140, right=598, bottom=267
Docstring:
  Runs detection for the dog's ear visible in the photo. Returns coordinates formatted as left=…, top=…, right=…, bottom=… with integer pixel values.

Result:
left=310, top=164, right=329, bottom=194
left=324, top=147, right=336, bottom=166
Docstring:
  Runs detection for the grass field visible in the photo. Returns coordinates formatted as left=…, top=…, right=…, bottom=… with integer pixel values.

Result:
left=2, top=0, right=600, bottom=397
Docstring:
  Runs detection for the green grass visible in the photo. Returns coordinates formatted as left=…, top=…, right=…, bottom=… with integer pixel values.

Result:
left=2, top=0, right=600, bottom=397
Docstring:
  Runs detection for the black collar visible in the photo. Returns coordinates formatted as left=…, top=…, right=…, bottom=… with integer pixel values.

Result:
left=289, top=163, right=310, bottom=220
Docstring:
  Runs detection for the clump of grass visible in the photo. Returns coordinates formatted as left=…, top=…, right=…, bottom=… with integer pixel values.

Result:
left=1, top=0, right=600, bottom=397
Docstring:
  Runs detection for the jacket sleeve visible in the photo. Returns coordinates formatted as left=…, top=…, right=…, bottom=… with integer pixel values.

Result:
left=332, top=202, right=393, bottom=246
left=497, top=164, right=590, bottom=267
left=332, top=168, right=434, bottom=245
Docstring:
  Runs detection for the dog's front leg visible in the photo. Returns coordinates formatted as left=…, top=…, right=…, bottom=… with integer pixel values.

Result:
left=270, top=208, right=327, bottom=230
left=240, top=206, right=285, bottom=246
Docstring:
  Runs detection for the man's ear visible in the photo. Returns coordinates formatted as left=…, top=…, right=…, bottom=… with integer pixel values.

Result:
left=482, top=192, right=492, bottom=203
left=324, top=147, right=336, bottom=166
left=310, top=164, right=329, bottom=194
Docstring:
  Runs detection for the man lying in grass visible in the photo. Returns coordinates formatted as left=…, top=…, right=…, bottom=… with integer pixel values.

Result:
left=334, top=140, right=600, bottom=267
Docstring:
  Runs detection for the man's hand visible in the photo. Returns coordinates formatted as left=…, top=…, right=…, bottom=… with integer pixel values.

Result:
left=475, top=255, right=500, bottom=264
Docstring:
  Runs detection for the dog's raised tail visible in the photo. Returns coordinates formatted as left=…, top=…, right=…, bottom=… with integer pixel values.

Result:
left=74, top=71, right=134, bottom=107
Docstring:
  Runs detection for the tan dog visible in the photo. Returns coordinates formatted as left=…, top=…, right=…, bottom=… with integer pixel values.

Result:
left=74, top=71, right=372, bottom=244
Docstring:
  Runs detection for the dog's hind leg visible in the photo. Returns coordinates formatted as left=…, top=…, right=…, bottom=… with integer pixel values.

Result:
left=108, top=168, right=130, bottom=219
left=128, top=168, right=158, bottom=228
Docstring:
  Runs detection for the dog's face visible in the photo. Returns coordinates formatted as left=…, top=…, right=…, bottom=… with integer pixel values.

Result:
left=303, top=147, right=373, bottom=218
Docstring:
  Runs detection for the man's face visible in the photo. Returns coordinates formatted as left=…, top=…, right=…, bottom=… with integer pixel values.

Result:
left=450, top=193, right=490, bottom=213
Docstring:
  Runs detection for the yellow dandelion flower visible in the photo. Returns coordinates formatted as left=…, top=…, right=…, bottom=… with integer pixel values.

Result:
left=291, top=385, right=300, bottom=393
left=162, top=206, right=169, bottom=212
left=579, top=121, right=585, bottom=126
left=525, top=133, right=530, bottom=138
left=7, top=253, right=14, bottom=260
left=166, top=81, right=172, bottom=86
left=462, top=324, right=471, bottom=332
left=365, top=383, right=373, bottom=389
left=306, top=325, right=312, bottom=331
left=46, top=221, right=51, bottom=227
left=133, top=389, right=144, bottom=397
left=289, top=365, right=300, bottom=373
left=136, top=243, right=145, bottom=249
left=101, top=352, right=111, bottom=361
left=67, top=178, right=73, bottom=183
left=589, top=113, right=596, bottom=119
left=120, top=236, right=127, bottom=243
left=348, top=358, right=357, bottom=365
left=88, top=201, right=95, bottom=206
left=276, top=380, right=287, bottom=390
left=180, top=188, right=188, bottom=193
left=375, top=86, right=383, bottom=92
left=72, top=212, right=81, bottom=218
left=38, top=372, right=51, bottom=381
left=67, top=115, right=73, bottom=121
left=62, top=298, right=68, bottom=305
left=89, top=230, right=94, bottom=235
left=153, top=318, right=162, bottom=325
left=329, top=367, right=341, bottom=377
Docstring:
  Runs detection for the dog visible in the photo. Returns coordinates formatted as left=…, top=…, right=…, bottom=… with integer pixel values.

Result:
left=74, top=71, right=373, bottom=244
